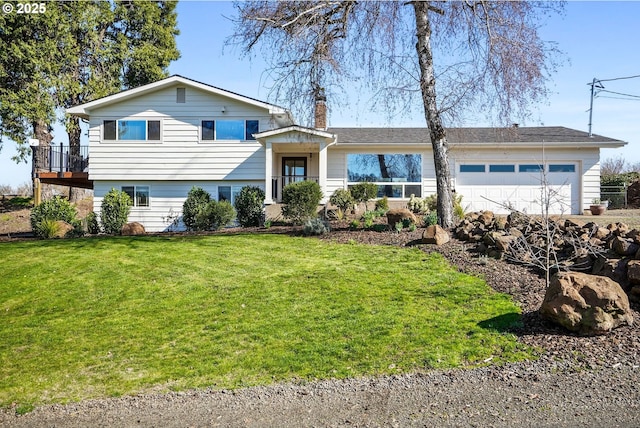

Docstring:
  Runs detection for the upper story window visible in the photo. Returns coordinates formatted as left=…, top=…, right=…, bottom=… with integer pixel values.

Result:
left=104, top=120, right=160, bottom=141
left=201, top=119, right=259, bottom=141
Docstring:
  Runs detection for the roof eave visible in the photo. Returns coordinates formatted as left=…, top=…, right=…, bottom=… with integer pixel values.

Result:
left=66, top=75, right=289, bottom=117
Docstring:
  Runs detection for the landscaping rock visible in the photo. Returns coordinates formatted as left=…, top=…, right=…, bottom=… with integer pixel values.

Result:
left=539, top=272, right=633, bottom=335
left=422, top=224, right=450, bottom=246
left=627, top=260, right=640, bottom=285
left=386, top=209, right=416, bottom=227
left=611, top=236, right=639, bottom=257
left=122, top=222, right=146, bottom=236
left=53, top=220, right=74, bottom=238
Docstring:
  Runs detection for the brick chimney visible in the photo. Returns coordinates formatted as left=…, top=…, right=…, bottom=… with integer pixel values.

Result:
left=314, top=93, right=327, bottom=130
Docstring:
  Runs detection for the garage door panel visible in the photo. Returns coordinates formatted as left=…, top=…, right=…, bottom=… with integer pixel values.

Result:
left=456, top=162, right=580, bottom=215
left=457, top=184, right=575, bottom=215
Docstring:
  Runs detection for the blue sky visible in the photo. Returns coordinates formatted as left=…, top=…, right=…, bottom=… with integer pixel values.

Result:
left=1, top=0, right=639, bottom=188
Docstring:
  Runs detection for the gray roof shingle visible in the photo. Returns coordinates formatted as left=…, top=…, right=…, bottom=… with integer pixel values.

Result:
left=327, top=126, right=623, bottom=144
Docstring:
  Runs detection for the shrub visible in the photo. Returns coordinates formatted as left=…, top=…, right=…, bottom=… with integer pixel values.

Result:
left=200, top=200, right=236, bottom=231
left=329, top=188, right=355, bottom=213
left=350, top=182, right=378, bottom=211
left=408, top=194, right=428, bottom=213
left=235, top=186, right=265, bottom=227
left=183, top=187, right=211, bottom=231
left=302, top=217, right=330, bottom=236
left=424, top=194, right=438, bottom=211
left=424, top=211, right=438, bottom=226
left=349, top=219, right=360, bottom=230
left=100, top=189, right=132, bottom=235
left=30, top=196, right=78, bottom=238
left=420, top=194, right=467, bottom=219
left=34, top=219, right=61, bottom=239
left=375, top=196, right=389, bottom=212
left=281, top=180, right=323, bottom=224
left=85, top=212, right=101, bottom=234
left=394, top=221, right=404, bottom=233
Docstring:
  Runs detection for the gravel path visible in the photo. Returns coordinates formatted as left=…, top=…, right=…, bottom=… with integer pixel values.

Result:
left=2, top=229, right=639, bottom=427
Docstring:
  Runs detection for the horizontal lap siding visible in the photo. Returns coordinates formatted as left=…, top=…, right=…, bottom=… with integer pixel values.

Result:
left=94, top=181, right=264, bottom=232
left=88, top=86, right=272, bottom=182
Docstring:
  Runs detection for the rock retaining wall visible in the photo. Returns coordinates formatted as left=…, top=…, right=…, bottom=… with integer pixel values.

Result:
left=454, top=211, right=640, bottom=303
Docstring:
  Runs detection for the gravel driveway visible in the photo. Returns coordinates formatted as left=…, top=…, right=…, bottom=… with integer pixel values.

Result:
left=2, top=231, right=639, bottom=427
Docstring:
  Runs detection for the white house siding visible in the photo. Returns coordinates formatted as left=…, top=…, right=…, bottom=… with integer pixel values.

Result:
left=449, top=147, right=599, bottom=215
left=94, top=181, right=264, bottom=232
left=87, top=85, right=274, bottom=182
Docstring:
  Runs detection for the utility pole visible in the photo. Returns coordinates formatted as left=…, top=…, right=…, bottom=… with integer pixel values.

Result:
left=587, top=78, right=604, bottom=137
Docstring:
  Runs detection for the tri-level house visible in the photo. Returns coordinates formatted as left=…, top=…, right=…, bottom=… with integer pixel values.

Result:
left=36, top=75, right=626, bottom=232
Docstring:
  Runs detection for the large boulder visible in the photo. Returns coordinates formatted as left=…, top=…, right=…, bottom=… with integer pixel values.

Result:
left=540, top=272, right=633, bottom=335
left=121, top=222, right=146, bottom=236
left=422, top=224, right=450, bottom=246
left=386, top=208, right=416, bottom=227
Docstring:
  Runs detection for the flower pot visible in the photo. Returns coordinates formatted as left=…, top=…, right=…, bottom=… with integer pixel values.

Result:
left=590, top=205, right=606, bottom=215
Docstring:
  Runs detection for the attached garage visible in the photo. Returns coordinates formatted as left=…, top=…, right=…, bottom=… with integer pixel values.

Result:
left=455, top=162, right=580, bottom=215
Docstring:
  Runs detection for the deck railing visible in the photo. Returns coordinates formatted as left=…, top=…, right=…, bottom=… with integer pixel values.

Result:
left=32, top=143, right=89, bottom=174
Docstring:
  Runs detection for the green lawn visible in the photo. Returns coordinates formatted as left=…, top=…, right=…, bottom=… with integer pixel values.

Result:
left=0, top=234, right=534, bottom=411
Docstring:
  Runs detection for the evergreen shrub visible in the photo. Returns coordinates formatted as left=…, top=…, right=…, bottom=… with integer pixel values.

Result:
left=234, top=186, right=265, bottom=227
left=281, top=180, right=323, bottom=224
left=30, top=196, right=79, bottom=238
left=101, top=188, right=132, bottom=235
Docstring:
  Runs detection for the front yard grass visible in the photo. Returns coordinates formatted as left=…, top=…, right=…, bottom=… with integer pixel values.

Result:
left=0, top=234, right=534, bottom=411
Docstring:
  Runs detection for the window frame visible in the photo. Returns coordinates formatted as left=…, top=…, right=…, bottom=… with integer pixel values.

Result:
left=548, top=164, right=576, bottom=173
left=346, top=153, right=423, bottom=199
left=121, top=185, right=150, bottom=208
left=199, top=119, right=259, bottom=142
left=459, top=164, right=486, bottom=173
left=103, top=119, right=161, bottom=142
left=489, top=164, right=515, bottom=173
left=519, top=164, right=544, bottom=173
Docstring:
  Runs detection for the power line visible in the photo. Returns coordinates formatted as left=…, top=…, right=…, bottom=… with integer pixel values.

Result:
left=587, top=75, right=640, bottom=136
left=597, top=89, right=640, bottom=99
left=597, top=74, right=640, bottom=83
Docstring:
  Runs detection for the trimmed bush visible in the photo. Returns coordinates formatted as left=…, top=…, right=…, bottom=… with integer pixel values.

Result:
left=281, top=180, right=323, bottom=224
left=375, top=196, right=389, bottom=212
left=183, top=187, right=211, bottom=231
left=200, top=200, right=236, bottom=231
left=30, top=196, right=79, bottom=239
left=329, top=188, right=355, bottom=213
left=350, top=182, right=378, bottom=211
left=234, top=186, right=265, bottom=227
left=101, top=188, right=132, bottom=235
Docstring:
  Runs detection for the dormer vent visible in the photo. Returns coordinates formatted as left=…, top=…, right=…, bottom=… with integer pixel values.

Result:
left=176, top=87, right=186, bottom=103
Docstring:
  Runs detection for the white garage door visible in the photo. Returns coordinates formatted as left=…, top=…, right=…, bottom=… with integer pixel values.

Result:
left=455, top=163, right=580, bottom=215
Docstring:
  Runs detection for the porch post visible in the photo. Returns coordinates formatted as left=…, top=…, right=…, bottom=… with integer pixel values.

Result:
left=264, top=141, right=274, bottom=204
left=318, top=142, right=328, bottom=203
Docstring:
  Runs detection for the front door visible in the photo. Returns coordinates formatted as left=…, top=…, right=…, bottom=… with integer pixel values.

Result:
left=282, top=157, right=307, bottom=186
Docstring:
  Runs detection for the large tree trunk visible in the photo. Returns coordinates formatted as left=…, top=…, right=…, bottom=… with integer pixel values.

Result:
left=66, top=115, right=84, bottom=202
left=412, top=2, right=454, bottom=228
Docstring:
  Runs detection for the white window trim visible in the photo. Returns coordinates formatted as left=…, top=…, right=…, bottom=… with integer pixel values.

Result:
left=102, top=118, right=163, bottom=144
left=199, top=119, right=259, bottom=143
left=122, top=185, right=151, bottom=209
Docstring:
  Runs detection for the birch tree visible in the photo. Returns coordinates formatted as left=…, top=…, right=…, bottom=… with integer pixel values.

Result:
left=229, top=1, right=562, bottom=227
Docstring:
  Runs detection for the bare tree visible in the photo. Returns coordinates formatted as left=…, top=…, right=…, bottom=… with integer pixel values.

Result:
left=229, top=1, right=562, bottom=227
left=600, top=155, right=627, bottom=176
